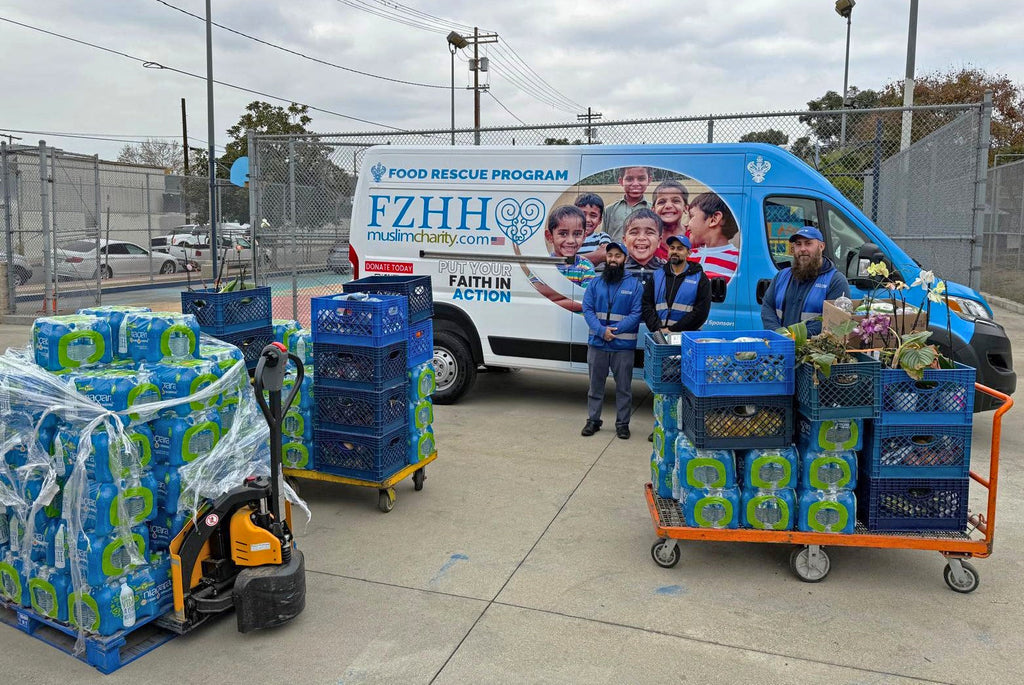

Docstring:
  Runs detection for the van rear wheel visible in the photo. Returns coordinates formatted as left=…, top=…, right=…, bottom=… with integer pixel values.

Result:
left=433, top=329, right=476, bottom=405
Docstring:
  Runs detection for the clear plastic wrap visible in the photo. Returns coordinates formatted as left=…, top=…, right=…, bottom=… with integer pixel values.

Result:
left=0, top=331, right=308, bottom=651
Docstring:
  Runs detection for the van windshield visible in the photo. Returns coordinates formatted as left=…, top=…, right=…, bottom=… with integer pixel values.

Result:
left=825, top=205, right=873, bottom=280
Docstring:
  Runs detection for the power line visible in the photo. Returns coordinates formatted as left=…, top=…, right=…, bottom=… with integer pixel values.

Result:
left=0, top=15, right=428, bottom=135
left=337, top=1, right=582, bottom=114
left=486, top=91, right=526, bottom=126
left=154, top=0, right=447, bottom=89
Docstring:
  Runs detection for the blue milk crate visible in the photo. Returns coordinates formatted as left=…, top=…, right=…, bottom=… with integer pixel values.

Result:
left=180, top=287, right=272, bottom=336
left=407, top=319, right=433, bottom=367
left=795, top=354, right=880, bottom=420
left=343, top=275, right=434, bottom=323
left=314, top=341, right=406, bottom=391
left=311, top=294, right=407, bottom=346
left=643, top=333, right=681, bottom=394
left=217, top=326, right=275, bottom=369
left=877, top=363, right=976, bottom=425
left=858, top=477, right=969, bottom=531
left=315, top=383, right=408, bottom=436
left=680, top=330, right=794, bottom=397
left=679, top=389, right=793, bottom=450
left=313, top=426, right=408, bottom=481
left=864, top=423, right=972, bottom=479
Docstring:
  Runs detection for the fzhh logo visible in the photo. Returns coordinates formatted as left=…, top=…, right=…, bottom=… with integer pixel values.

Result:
left=494, top=197, right=545, bottom=246
left=370, top=162, right=387, bottom=183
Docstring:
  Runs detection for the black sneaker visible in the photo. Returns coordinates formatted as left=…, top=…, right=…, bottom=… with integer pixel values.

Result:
left=616, top=425, right=630, bottom=440
left=647, top=432, right=654, bottom=442
left=581, top=420, right=601, bottom=437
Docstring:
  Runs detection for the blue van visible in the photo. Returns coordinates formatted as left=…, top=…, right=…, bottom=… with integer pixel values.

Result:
left=348, top=144, right=1015, bottom=408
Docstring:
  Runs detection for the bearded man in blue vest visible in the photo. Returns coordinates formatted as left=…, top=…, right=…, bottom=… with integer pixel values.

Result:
left=761, top=227, right=850, bottom=335
left=581, top=241, right=643, bottom=439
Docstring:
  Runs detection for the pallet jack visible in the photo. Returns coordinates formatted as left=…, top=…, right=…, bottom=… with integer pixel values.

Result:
left=160, top=342, right=306, bottom=634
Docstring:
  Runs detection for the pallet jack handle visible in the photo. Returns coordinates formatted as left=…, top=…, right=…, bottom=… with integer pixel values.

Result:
left=253, top=342, right=304, bottom=524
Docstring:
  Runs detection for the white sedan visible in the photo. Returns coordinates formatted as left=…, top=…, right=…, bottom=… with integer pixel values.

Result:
left=56, top=239, right=179, bottom=280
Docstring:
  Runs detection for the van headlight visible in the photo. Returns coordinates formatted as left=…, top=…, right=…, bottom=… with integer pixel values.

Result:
left=947, top=296, right=993, bottom=321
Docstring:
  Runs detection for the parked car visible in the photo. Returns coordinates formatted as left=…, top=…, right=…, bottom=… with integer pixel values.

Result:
left=327, top=243, right=350, bottom=274
left=57, top=239, right=179, bottom=280
left=0, top=252, right=32, bottom=286
left=153, top=232, right=269, bottom=268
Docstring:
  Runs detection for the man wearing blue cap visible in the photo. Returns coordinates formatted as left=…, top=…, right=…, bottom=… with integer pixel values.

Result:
left=581, top=240, right=643, bottom=439
left=641, top=234, right=711, bottom=337
left=760, top=227, right=850, bottom=335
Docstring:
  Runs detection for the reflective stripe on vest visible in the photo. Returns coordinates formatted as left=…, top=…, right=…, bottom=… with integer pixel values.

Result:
left=773, top=266, right=834, bottom=323
left=653, top=269, right=700, bottom=327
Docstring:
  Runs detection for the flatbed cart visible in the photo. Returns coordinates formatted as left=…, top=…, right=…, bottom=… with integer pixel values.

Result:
left=646, top=384, right=1012, bottom=593
left=284, top=451, right=437, bottom=513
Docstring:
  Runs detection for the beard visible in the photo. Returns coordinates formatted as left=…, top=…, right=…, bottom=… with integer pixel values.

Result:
left=792, top=252, right=823, bottom=280
left=602, top=262, right=626, bottom=283
left=669, top=254, right=683, bottom=266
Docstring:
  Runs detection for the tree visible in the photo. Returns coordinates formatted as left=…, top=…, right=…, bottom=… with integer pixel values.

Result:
left=798, top=87, right=881, bottom=153
left=739, top=128, right=789, bottom=146
left=878, top=67, right=1024, bottom=159
left=117, top=139, right=184, bottom=174
left=223, top=101, right=314, bottom=167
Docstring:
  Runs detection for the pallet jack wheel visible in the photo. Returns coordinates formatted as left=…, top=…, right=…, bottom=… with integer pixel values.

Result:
left=378, top=487, right=396, bottom=513
left=413, top=467, right=425, bottom=491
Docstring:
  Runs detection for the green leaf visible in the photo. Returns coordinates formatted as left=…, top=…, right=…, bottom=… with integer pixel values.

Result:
left=898, top=345, right=938, bottom=378
left=784, top=322, right=808, bottom=350
left=828, top=319, right=858, bottom=338
left=900, top=330, right=934, bottom=347
left=810, top=352, right=837, bottom=378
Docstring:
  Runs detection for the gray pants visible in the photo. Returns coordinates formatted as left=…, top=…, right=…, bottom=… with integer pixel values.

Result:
left=587, top=346, right=634, bottom=427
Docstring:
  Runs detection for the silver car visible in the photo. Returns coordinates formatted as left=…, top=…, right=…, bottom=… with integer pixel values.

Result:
left=57, top=239, right=178, bottom=280
left=0, top=252, right=33, bottom=286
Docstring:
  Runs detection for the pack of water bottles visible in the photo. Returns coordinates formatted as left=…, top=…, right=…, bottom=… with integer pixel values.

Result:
left=270, top=320, right=316, bottom=471
left=2, top=307, right=307, bottom=649
left=650, top=392, right=856, bottom=533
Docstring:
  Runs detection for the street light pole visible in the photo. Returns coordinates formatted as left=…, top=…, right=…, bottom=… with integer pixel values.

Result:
left=446, top=31, right=468, bottom=145
left=835, top=0, right=855, bottom=149
left=900, top=0, right=920, bottom=152
left=205, top=0, right=218, bottom=282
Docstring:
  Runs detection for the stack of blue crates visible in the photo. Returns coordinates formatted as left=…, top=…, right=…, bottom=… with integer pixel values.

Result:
left=310, top=290, right=410, bottom=480
left=343, top=276, right=436, bottom=467
left=181, top=287, right=274, bottom=369
left=855, top=364, right=976, bottom=531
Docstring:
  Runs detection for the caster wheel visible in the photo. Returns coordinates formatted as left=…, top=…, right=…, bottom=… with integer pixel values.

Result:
left=378, top=487, right=396, bottom=513
left=413, top=468, right=425, bottom=491
left=790, top=546, right=830, bottom=583
left=944, top=560, right=980, bottom=593
left=650, top=539, right=680, bottom=568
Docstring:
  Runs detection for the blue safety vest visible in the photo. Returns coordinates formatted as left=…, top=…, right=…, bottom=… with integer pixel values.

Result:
left=773, top=266, right=834, bottom=323
left=653, top=268, right=700, bottom=328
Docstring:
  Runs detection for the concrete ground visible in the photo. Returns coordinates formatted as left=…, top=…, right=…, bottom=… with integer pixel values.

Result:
left=0, top=308, right=1022, bottom=684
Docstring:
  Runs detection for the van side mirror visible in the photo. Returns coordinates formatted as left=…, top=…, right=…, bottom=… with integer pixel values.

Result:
left=710, top=278, right=727, bottom=303
left=755, top=278, right=772, bottom=304
left=855, top=243, right=902, bottom=285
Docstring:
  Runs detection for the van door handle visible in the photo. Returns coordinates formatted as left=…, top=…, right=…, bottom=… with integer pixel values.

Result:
left=755, top=279, right=772, bottom=304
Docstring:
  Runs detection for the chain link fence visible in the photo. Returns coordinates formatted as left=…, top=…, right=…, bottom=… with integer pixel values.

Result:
left=249, top=101, right=991, bottom=322
left=1, top=141, right=248, bottom=317
left=983, top=158, right=1024, bottom=303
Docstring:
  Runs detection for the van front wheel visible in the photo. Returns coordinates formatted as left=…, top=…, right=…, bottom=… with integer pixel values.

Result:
left=433, top=329, right=476, bottom=405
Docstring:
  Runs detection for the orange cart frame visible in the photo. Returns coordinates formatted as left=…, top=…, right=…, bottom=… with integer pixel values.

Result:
left=646, top=383, right=1012, bottom=592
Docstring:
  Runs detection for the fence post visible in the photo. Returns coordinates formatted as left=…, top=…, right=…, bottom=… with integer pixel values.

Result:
left=247, top=130, right=259, bottom=283
left=1, top=142, right=15, bottom=314
left=39, top=141, right=53, bottom=314
left=289, top=139, right=298, bottom=320
left=871, top=119, right=882, bottom=223
left=146, top=173, right=153, bottom=283
left=970, top=92, right=992, bottom=293
left=706, top=118, right=714, bottom=143
left=50, top=148, right=59, bottom=313
left=94, top=155, right=102, bottom=305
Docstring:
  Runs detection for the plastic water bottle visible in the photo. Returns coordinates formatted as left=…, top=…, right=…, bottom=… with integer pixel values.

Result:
left=408, top=399, right=433, bottom=431
left=149, top=509, right=190, bottom=552
left=0, top=553, right=30, bottom=607
left=798, top=489, right=857, bottom=534
left=652, top=424, right=679, bottom=463
left=28, top=565, right=72, bottom=622
left=682, top=487, right=741, bottom=529
left=123, top=312, right=200, bottom=364
left=407, top=362, right=435, bottom=401
left=651, top=452, right=674, bottom=499
left=797, top=416, right=863, bottom=453
left=678, top=448, right=737, bottom=490
left=77, top=306, right=152, bottom=359
left=408, top=427, right=435, bottom=465
left=741, top=487, right=797, bottom=530
left=653, top=393, right=682, bottom=431
left=739, top=447, right=799, bottom=490
left=149, top=360, right=222, bottom=417
left=32, top=315, right=114, bottom=371
left=152, top=465, right=183, bottom=515
left=75, top=525, right=150, bottom=587
left=282, top=441, right=312, bottom=470
left=151, top=410, right=222, bottom=466
left=68, top=582, right=119, bottom=635
left=82, top=473, right=158, bottom=536
left=69, top=368, right=161, bottom=423
left=800, top=450, right=858, bottom=492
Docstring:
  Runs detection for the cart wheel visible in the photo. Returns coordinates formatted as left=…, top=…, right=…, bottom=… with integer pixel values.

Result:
left=413, top=468, right=425, bottom=491
left=790, top=545, right=830, bottom=583
left=650, top=539, right=681, bottom=568
left=944, top=560, right=980, bottom=593
left=378, top=487, right=396, bottom=513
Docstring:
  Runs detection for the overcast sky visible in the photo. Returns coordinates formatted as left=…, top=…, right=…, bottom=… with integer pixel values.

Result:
left=1, top=0, right=1021, bottom=160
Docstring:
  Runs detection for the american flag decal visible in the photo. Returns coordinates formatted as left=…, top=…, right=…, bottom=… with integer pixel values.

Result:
left=491, top=236, right=506, bottom=245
